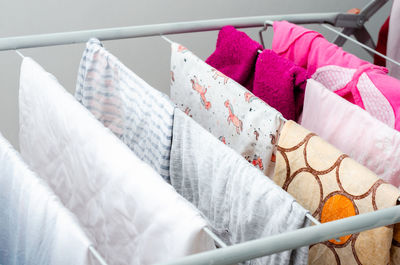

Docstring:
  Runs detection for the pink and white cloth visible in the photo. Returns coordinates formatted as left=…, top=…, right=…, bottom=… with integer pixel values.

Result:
left=272, top=21, right=400, bottom=130
left=301, top=79, right=400, bottom=187
left=170, top=42, right=284, bottom=177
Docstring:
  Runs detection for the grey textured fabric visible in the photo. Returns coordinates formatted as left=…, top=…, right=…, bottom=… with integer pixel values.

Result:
left=170, top=108, right=310, bottom=265
left=76, top=39, right=174, bottom=182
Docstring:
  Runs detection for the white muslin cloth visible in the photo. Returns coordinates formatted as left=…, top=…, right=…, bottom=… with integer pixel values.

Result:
left=19, top=57, right=215, bottom=265
left=170, top=108, right=310, bottom=265
left=0, top=133, right=95, bottom=265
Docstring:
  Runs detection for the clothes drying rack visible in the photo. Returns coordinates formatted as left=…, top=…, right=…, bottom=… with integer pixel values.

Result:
left=2, top=0, right=400, bottom=264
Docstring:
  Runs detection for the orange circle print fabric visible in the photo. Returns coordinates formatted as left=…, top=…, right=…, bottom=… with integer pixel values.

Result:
left=273, top=120, right=400, bottom=265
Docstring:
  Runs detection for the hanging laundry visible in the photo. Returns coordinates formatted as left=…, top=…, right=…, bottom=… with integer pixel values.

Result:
left=273, top=120, right=400, bottom=265
left=301, top=79, right=400, bottom=187
left=374, top=16, right=390, bottom=66
left=253, top=50, right=308, bottom=120
left=170, top=108, right=310, bottom=265
left=388, top=0, right=400, bottom=79
left=0, top=133, right=95, bottom=265
left=76, top=38, right=174, bottom=182
left=300, top=79, right=400, bottom=264
left=272, top=21, right=371, bottom=73
left=206, top=26, right=308, bottom=120
left=171, top=42, right=283, bottom=177
left=272, top=21, right=400, bottom=130
left=205, top=25, right=262, bottom=90
left=19, top=58, right=215, bottom=265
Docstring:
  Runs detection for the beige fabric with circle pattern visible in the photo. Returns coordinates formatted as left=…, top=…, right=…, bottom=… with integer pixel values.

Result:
left=273, top=120, right=400, bottom=265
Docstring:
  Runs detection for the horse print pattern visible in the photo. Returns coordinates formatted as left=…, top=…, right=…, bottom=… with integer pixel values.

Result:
left=170, top=42, right=284, bottom=177
left=191, top=77, right=211, bottom=110
left=211, top=68, right=229, bottom=84
left=224, top=100, right=243, bottom=134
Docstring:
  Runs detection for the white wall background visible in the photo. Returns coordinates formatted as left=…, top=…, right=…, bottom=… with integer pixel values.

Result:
left=0, top=0, right=393, bottom=148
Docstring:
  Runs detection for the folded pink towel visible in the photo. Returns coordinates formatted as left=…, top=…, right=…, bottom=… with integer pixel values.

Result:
left=206, top=26, right=308, bottom=120
left=205, top=25, right=262, bottom=90
left=254, top=50, right=308, bottom=120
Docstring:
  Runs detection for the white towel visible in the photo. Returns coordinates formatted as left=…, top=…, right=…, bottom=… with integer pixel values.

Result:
left=0, top=133, right=94, bottom=265
left=19, top=57, right=215, bottom=265
left=170, top=108, right=310, bottom=265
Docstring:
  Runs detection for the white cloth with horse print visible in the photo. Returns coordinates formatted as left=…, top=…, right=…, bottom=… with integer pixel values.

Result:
left=170, top=42, right=284, bottom=177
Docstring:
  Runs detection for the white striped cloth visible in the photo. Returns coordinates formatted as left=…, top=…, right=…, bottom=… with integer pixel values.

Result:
left=75, top=39, right=174, bottom=182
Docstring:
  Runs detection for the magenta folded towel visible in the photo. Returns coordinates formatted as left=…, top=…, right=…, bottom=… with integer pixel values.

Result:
left=206, top=25, right=308, bottom=120
left=254, top=50, right=308, bottom=120
left=205, top=25, right=262, bottom=90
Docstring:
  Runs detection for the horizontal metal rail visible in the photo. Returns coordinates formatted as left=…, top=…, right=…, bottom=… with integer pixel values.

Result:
left=157, top=205, right=400, bottom=265
left=0, top=12, right=351, bottom=51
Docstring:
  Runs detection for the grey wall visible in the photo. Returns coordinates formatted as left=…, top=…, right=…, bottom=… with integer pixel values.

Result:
left=0, top=0, right=393, bottom=148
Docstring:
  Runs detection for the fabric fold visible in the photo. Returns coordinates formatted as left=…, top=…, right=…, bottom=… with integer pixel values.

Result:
left=205, top=25, right=262, bottom=90
left=170, top=108, right=310, bottom=265
left=76, top=38, right=174, bottom=182
left=206, top=26, right=308, bottom=120
left=273, top=120, right=400, bottom=265
left=272, top=21, right=369, bottom=73
left=0, top=133, right=95, bottom=265
left=253, top=49, right=308, bottom=120
left=19, top=57, right=215, bottom=265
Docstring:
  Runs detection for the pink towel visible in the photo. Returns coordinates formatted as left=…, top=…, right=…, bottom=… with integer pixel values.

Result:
left=206, top=26, right=308, bottom=120
left=272, top=21, right=370, bottom=73
left=254, top=50, right=308, bottom=120
left=272, top=21, right=400, bottom=131
left=206, top=25, right=262, bottom=90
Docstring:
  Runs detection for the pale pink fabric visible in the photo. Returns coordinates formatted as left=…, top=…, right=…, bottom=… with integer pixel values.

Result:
left=313, top=65, right=395, bottom=127
left=301, top=79, right=400, bottom=187
left=272, top=21, right=400, bottom=131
